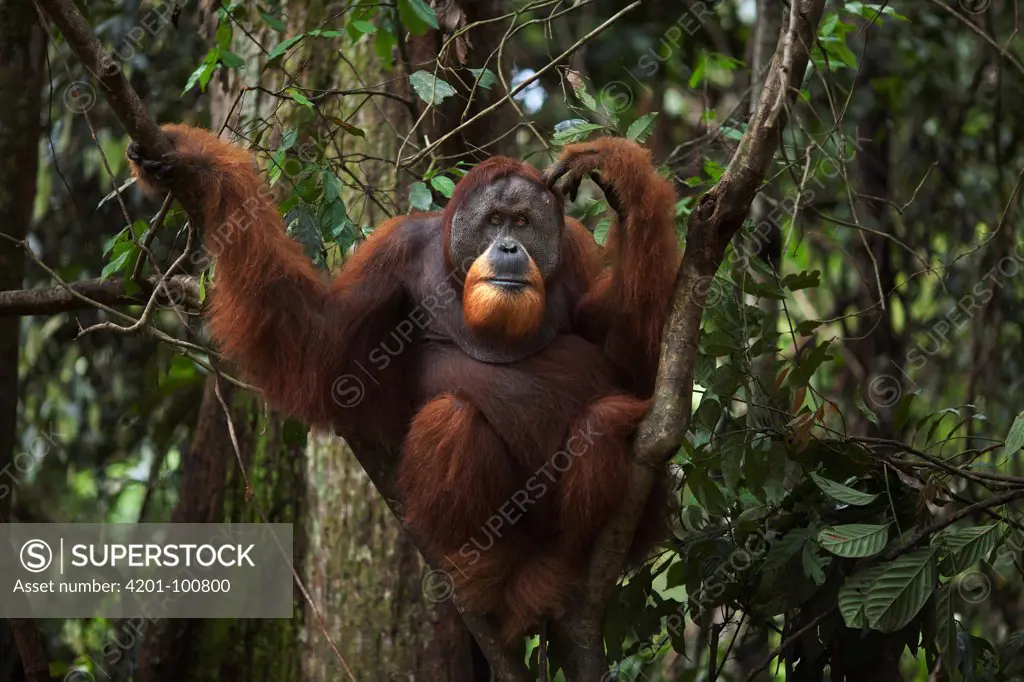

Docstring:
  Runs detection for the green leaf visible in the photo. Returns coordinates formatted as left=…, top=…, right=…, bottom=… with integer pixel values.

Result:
left=797, top=319, right=823, bottom=336
left=219, top=50, right=245, bottom=68
left=552, top=121, right=605, bottom=146
left=260, top=11, right=286, bottom=32
left=286, top=88, right=315, bottom=108
left=408, top=181, right=433, bottom=211
left=687, top=466, right=728, bottom=516
left=819, top=11, right=841, bottom=37
left=430, top=175, right=456, bottom=198
left=216, top=21, right=232, bottom=49
left=892, top=390, right=919, bottom=431
left=572, top=81, right=598, bottom=112
left=1005, top=411, right=1024, bottom=454
left=720, top=124, right=745, bottom=141
left=863, top=549, right=937, bottom=632
left=1001, top=629, right=1024, bottom=673
left=810, top=472, right=879, bottom=506
left=375, top=26, right=397, bottom=63
left=782, top=269, right=821, bottom=290
left=818, top=523, right=889, bottom=558
left=626, top=113, right=658, bottom=143
left=787, top=340, right=834, bottom=388
left=688, top=57, right=706, bottom=88
left=267, top=34, right=304, bottom=61
left=935, top=583, right=957, bottom=680
left=802, top=544, right=831, bottom=586
left=183, top=59, right=215, bottom=95
left=409, top=70, right=456, bottom=105
left=323, top=171, right=343, bottom=203
left=350, top=19, right=377, bottom=35
left=280, top=129, right=298, bottom=151
left=101, top=246, right=134, bottom=280
left=308, top=29, right=345, bottom=38
left=938, top=524, right=1000, bottom=572
left=838, top=562, right=886, bottom=628
left=469, top=67, right=497, bottom=90
left=397, top=0, right=438, bottom=33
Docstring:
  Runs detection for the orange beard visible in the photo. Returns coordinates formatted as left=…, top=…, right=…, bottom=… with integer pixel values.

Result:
left=463, top=255, right=546, bottom=343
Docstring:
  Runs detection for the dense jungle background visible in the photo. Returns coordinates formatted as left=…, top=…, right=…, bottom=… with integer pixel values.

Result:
left=2, top=0, right=1024, bottom=680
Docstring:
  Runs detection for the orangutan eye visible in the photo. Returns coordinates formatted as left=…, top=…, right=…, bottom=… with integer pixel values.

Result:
left=488, top=211, right=504, bottom=226
left=514, top=214, right=529, bottom=227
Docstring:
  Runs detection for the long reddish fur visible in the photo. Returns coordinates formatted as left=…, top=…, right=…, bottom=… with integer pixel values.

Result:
left=129, top=124, right=680, bottom=641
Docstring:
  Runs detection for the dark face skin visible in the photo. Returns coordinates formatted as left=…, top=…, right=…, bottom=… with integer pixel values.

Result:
left=448, top=175, right=562, bottom=281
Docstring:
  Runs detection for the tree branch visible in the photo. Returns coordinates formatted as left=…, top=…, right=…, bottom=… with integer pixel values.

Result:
left=562, top=2, right=828, bottom=677
left=35, top=0, right=170, bottom=155
left=0, top=275, right=200, bottom=317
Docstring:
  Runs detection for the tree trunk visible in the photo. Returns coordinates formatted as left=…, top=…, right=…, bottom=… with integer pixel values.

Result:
left=297, top=14, right=482, bottom=677
left=136, top=5, right=303, bottom=680
left=0, top=2, right=47, bottom=680
left=302, top=4, right=521, bottom=679
left=0, top=0, right=45, bottom=516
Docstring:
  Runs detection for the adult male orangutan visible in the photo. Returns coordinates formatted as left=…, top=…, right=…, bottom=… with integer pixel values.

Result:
left=127, top=127, right=680, bottom=640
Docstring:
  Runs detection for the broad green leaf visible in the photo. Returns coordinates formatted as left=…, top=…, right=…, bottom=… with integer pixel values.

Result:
left=787, top=340, right=834, bottom=388
left=408, top=181, right=433, bottom=211
left=797, top=319, right=823, bottom=336
left=863, top=549, right=937, bottom=632
left=216, top=21, right=232, bottom=49
left=375, top=27, right=397, bottom=64
left=322, top=172, right=343, bottom=203
left=1001, top=629, right=1024, bottom=674
left=469, top=68, right=497, bottom=90
left=350, top=20, right=377, bottom=35
left=101, top=246, right=134, bottom=280
left=409, top=70, right=456, bottom=105
left=838, top=562, right=886, bottom=628
left=397, top=0, right=439, bottom=32
left=267, top=34, right=304, bottom=61
left=939, top=524, right=1000, bottom=572
left=287, top=88, right=314, bottom=108
left=820, top=11, right=841, bottom=37
left=1004, top=411, right=1024, bottom=454
left=220, top=50, right=244, bottom=68
left=802, top=544, right=831, bottom=586
left=782, top=269, right=821, bottom=290
left=552, top=121, right=604, bottom=145
left=720, top=124, right=744, bottom=141
left=183, top=59, right=215, bottom=95
left=572, top=80, right=598, bottom=112
left=280, top=129, right=298, bottom=151
left=818, top=523, right=889, bottom=558
left=810, top=472, right=879, bottom=506
left=260, top=11, right=286, bottom=32
left=892, top=390, right=919, bottom=431
left=626, top=113, right=658, bottom=143
left=430, top=175, right=456, bottom=198
left=935, top=582, right=957, bottom=680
